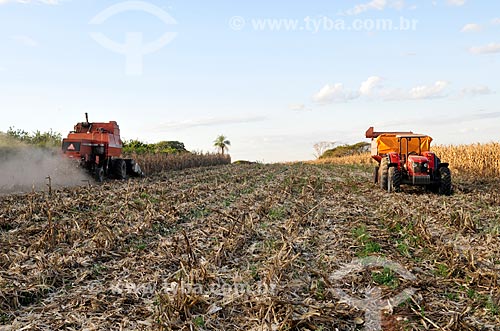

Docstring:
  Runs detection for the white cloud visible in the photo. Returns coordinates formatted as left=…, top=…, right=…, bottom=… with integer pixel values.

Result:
left=469, top=43, right=500, bottom=54
left=344, top=0, right=407, bottom=15
left=346, top=0, right=387, bottom=15
left=447, top=0, right=466, bottom=6
left=408, top=81, right=449, bottom=99
left=294, top=79, right=491, bottom=114
left=11, top=35, right=38, bottom=47
left=311, top=77, right=452, bottom=104
left=390, top=0, right=405, bottom=10
left=341, top=0, right=410, bottom=15
left=0, top=0, right=61, bottom=4
left=312, top=83, right=359, bottom=104
left=289, top=104, right=310, bottom=112
left=377, top=111, right=500, bottom=129
left=492, top=18, right=500, bottom=26
left=461, top=23, right=482, bottom=32
left=379, top=80, right=450, bottom=100
left=378, top=88, right=408, bottom=101
left=459, top=86, right=494, bottom=97
left=360, top=76, right=383, bottom=96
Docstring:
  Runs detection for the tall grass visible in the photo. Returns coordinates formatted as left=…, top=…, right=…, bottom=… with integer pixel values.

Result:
left=314, top=143, right=500, bottom=178
left=131, top=152, right=231, bottom=175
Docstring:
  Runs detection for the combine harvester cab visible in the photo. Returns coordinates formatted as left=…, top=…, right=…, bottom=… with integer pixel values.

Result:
left=62, top=113, right=144, bottom=182
left=366, top=127, right=452, bottom=195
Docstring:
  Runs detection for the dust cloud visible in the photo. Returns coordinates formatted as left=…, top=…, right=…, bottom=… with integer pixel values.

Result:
left=0, top=138, right=90, bottom=194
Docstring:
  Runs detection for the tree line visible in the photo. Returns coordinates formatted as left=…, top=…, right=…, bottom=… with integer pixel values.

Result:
left=2, top=128, right=232, bottom=156
left=314, top=141, right=370, bottom=159
left=3, top=127, right=62, bottom=148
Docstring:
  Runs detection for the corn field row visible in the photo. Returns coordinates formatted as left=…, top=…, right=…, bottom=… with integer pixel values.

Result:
left=130, top=152, right=231, bottom=175
left=433, top=143, right=500, bottom=178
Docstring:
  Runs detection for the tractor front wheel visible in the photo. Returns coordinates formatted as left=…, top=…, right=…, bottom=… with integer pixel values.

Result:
left=379, top=158, right=389, bottom=190
left=373, top=166, right=379, bottom=184
left=388, top=167, right=401, bottom=193
left=438, top=167, right=452, bottom=196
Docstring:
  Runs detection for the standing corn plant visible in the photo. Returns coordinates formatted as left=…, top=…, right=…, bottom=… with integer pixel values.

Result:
left=214, top=135, right=231, bottom=155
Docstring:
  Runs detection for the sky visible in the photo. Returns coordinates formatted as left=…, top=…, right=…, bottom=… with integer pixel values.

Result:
left=0, top=0, right=499, bottom=162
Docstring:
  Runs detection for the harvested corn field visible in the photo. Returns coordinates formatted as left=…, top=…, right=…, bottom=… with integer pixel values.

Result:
left=0, top=164, right=499, bottom=330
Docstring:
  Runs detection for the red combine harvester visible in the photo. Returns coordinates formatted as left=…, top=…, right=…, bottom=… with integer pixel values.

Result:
left=366, top=127, right=452, bottom=195
left=62, top=113, right=143, bottom=182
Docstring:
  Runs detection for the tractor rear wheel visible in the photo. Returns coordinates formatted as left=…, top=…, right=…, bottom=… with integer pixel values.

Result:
left=373, top=166, right=379, bottom=184
left=438, top=167, right=452, bottom=196
left=113, top=159, right=127, bottom=180
left=379, top=158, right=389, bottom=190
left=388, top=167, right=401, bottom=193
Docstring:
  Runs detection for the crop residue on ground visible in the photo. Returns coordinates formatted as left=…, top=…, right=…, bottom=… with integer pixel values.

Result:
left=0, top=163, right=499, bottom=330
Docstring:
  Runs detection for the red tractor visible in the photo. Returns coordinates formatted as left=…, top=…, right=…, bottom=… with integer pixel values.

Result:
left=366, top=127, right=452, bottom=195
left=62, top=113, right=143, bottom=182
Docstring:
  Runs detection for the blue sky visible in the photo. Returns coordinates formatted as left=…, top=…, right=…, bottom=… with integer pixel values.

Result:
left=0, top=0, right=499, bottom=162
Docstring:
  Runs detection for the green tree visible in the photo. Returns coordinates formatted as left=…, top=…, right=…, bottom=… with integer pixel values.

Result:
left=320, top=142, right=370, bottom=159
left=214, top=135, right=231, bottom=155
left=6, top=127, right=62, bottom=148
left=154, top=141, right=187, bottom=154
left=122, top=139, right=151, bottom=154
left=122, top=139, right=189, bottom=155
left=6, top=127, right=30, bottom=143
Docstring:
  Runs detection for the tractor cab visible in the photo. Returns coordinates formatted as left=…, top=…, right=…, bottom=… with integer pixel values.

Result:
left=395, top=134, right=432, bottom=174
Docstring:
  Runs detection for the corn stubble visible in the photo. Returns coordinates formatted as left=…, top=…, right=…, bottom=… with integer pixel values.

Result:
left=0, top=161, right=499, bottom=330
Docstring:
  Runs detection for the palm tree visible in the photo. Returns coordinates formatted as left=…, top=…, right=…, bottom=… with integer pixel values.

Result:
left=214, top=135, right=231, bottom=155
